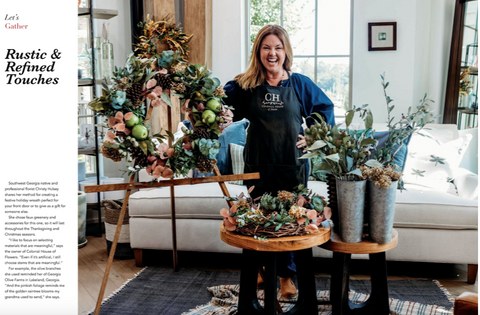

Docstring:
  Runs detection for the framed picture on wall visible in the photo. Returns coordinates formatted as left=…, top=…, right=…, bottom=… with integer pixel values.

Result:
left=368, top=22, right=397, bottom=51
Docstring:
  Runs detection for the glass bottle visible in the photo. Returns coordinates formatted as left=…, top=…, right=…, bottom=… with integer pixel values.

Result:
left=78, top=43, right=92, bottom=79
left=80, top=129, right=95, bottom=150
left=94, top=37, right=102, bottom=80
left=101, top=39, right=114, bottom=82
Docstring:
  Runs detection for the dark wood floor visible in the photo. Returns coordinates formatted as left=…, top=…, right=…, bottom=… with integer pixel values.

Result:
left=79, top=234, right=477, bottom=315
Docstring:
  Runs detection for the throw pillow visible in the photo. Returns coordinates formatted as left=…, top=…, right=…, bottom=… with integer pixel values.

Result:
left=372, top=130, right=412, bottom=172
left=194, top=119, right=250, bottom=177
left=403, top=129, right=472, bottom=192
left=229, top=143, right=245, bottom=185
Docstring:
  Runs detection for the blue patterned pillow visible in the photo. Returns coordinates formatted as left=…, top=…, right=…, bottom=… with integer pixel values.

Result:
left=193, top=119, right=249, bottom=177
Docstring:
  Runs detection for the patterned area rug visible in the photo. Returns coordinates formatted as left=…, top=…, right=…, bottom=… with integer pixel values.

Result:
left=183, top=284, right=453, bottom=315
left=89, top=267, right=454, bottom=315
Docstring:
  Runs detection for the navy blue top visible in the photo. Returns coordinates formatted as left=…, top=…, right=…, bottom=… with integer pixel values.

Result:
left=224, top=72, right=336, bottom=127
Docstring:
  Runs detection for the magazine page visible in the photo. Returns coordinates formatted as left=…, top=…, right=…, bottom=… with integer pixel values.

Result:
left=0, top=1, right=78, bottom=314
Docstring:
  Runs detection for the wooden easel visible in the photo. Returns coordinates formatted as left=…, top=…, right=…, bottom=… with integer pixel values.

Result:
left=86, top=105, right=259, bottom=315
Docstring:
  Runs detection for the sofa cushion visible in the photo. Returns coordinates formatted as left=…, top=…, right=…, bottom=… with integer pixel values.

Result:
left=229, top=143, right=245, bottom=185
left=403, top=128, right=472, bottom=192
left=129, top=183, right=248, bottom=219
left=129, top=181, right=477, bottom=231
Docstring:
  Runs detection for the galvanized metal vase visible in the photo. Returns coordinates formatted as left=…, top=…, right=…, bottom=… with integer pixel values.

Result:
left=336, top=179, right=366, bottom=243
left=368, top=180, right=398, bottom=243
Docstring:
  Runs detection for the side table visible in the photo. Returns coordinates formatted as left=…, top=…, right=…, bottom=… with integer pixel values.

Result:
left=319, top=229, right=398, bottom=315
left=220, top=222, right=331, bottom=315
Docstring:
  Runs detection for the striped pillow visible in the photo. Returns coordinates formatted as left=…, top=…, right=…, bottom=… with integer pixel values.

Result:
left=229, top=143, right=244, bottom=185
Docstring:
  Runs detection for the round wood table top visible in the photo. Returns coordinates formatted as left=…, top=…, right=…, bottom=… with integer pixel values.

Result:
left=319, top=229, right=398, bottom=254
left=220, top=221, right=331, bottom=252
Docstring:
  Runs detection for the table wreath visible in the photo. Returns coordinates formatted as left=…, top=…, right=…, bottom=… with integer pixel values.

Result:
left=220, top=185, right=331, bottom=239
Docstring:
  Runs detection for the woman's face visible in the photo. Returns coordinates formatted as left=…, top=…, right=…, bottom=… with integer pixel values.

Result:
left=259, top=34, right=285, bottom=75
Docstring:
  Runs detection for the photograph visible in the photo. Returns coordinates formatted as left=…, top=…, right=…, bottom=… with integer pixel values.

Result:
left=1, top=0, right=478, bottom=314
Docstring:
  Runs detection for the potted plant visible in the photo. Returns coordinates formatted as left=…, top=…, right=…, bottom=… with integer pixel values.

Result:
left=302, top=106, right=378, bottom=243
left=361, top=74, right=435, bottom=243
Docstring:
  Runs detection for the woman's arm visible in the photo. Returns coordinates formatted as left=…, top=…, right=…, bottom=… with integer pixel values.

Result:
left=291, top=73, right=336, bottom=127
left=224, top=80, right=251, bottom=122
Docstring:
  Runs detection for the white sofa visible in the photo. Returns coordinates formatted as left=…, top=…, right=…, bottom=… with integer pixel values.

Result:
left=128, top=124, right=478, bottom=283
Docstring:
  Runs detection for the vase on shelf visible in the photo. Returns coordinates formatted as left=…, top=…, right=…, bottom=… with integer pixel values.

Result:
left=93, top=37, right=102, bottom=80
left=101, top=23, right=114, bottom=83
left=78, top=43, right=92, bottom=79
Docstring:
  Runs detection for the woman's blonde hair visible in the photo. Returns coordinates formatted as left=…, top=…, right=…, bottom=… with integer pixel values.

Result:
left=235, top=24, right=294, bottom=90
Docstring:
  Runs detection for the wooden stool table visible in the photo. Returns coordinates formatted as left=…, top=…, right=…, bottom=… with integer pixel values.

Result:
left=220, top=222, right=331, bottom=315
left=319, top=229, right=398, bottom=315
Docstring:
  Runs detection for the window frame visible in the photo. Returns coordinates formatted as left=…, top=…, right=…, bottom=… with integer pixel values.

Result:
left=245, top=0, right=354, bottom=117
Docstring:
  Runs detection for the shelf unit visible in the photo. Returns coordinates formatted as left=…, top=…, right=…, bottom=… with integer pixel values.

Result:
left=78, top=1, right=117, bottom=236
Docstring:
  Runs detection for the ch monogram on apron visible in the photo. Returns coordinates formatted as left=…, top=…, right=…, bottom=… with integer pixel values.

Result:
left=244, top=71, right=307, bottom=199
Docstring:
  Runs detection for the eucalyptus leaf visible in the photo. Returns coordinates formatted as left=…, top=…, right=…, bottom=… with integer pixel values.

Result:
left=161, top=91, right=172, bottom=107
left=365, top=159, right=384, bottom=168
left=145, top=71, right=159, bottom=82
left=365, top=110, right=373, bottom=129
left=326, top=153, right=340, bottom=163
left=360, top=138, right=377, bottom=146
left=299, top=152, right=319, bottom=159
left=345, top=110, right=354, bottom=127
left=347, top=168, right=364, bottom=177
left=308, top=140, right=327, bottom=150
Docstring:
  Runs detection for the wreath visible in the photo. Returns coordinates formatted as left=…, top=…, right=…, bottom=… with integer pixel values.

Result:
left=220, top=185, right=332, bottom=239
left=88, top=52, right=233, bottom=179
left=135, top=14, right=192, bottom=62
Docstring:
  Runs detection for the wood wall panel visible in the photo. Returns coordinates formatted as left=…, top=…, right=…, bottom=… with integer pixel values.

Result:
left=184, top=0, right=212, bottom=67
left=144, top=0, right=181, bottom=135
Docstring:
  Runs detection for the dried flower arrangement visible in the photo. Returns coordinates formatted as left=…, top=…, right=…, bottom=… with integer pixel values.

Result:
left=360, top=165, right=402, bottom=188
left=135, top=14, right=192, bottom=62
left=88, top=52, right=232, bottom=178
left=220, top=185, right=331, bottom=239
left=460, top=67, right=474, bottom=96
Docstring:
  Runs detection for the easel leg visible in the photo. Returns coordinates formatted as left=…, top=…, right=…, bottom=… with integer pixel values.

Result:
left=93, top=174, right=135, bottom=315
left=213, top=166, right=233, bottom=208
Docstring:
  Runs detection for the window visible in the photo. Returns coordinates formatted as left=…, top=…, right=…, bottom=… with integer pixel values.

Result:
left=248, top=0, right=352, bottom=119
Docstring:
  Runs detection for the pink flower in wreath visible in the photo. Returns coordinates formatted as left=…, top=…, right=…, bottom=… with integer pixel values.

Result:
left=220, top=208, right=230, bottom=218
left=115, top=123, right=125, bottom=132
left=146, top=78, right=157, bottom=89
left=306, top=209, right=317, bottom=221
left=152, top=165, right=165, bottom=178
left=158, top=68, right=168, bottom=75
left=323, top=207, right=332, bottom=220
left=297, top=217, right=306, bottom=225
left=124, top=128, right=131, bottom=135
left=223, top=218, right=237, bottom=231
left=105, top=131, right=116, bottom=142
left=162, top=168, right=174, bottom=178
left=115, top=111, right=124, bottom=122
left=108, top=116, right=116, bottom=128
left=306, top=224, right=318, bottom=233
left=152, top=86, right=163, bottom=96
left=124, top=112, right=133, bottom=121
left=147, top=92, right=158, bottom=100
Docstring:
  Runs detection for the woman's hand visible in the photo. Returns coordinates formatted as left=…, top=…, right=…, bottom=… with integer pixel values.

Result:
left=297, top=135, right=308, bottom=153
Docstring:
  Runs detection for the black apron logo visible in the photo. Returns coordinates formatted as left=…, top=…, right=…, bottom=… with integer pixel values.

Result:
left=262, top=93, right=284, bottom=111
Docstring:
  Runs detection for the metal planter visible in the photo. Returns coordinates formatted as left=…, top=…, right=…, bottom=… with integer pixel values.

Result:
left=336, top=180, right=366, bottom=243
left=368, top=180, right=398, bottom=243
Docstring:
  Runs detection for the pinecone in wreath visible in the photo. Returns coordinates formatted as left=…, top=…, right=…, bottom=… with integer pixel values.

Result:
left=154, top=73, right=173, bottom=90
left=196, top=156, right=216, bottom=173
left=126, top=83, right=144, bottom=107
left=192, top=127, right=210, bottom=140
left=130, top=147, right=149, bottom=167
left=100, top=145, right=123, bottom=162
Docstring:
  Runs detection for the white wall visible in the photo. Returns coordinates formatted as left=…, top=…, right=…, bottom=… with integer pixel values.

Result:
left=212, top=0, right=247, bottom=86
left=351, top=0, right=454, bottom=125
